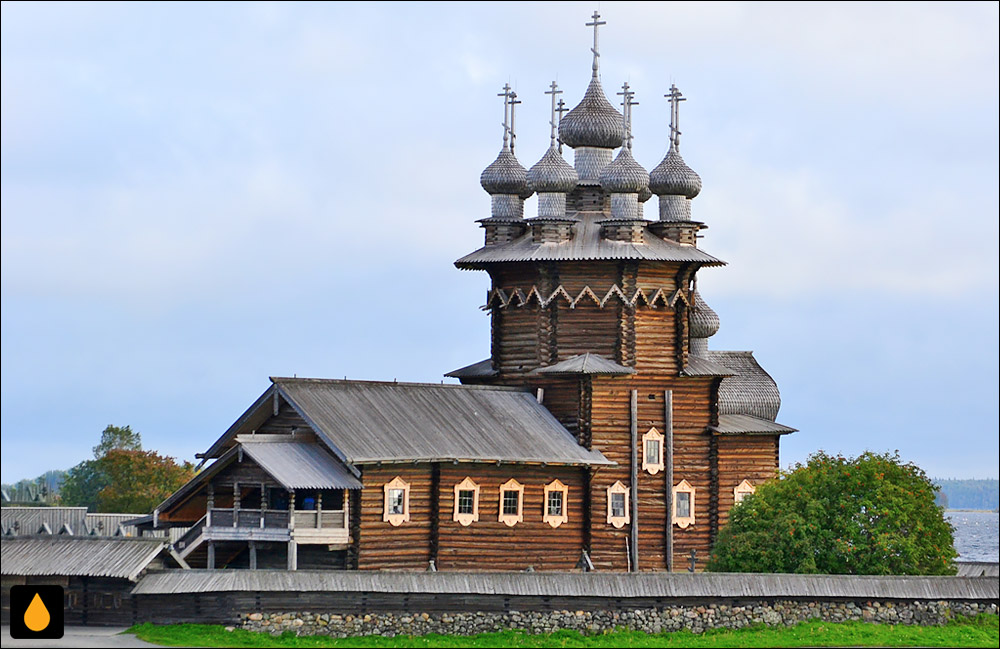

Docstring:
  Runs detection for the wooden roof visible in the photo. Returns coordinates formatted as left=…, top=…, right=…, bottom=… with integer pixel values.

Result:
left=2, top=536, right=166, bottom=581
left=132, top=570, right=999, bottom=600
left=532, top=353, right=635, bottom=376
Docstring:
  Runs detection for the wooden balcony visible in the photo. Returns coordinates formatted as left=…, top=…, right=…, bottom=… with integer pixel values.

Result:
left=204, top=507, right=348, bottom=545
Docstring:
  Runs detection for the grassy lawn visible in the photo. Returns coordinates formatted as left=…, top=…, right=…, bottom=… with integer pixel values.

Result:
left=129, top=614, right=999, bottom=648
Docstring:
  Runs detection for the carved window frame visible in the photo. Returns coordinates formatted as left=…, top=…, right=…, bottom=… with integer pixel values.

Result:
left=453, top=476, right=480, bottom=526
left=606, top=480, right=630, bottom=528
left=382, top=476, right=410, bottom=527
left=734, top=479, right=755, bottom=504
left=543, top=479, right=569, bottom=528
left=642, top=427, right=665, bottom=475
left=673, top=479, right=695, bottom=529
left=498, top=478, right=524, bottom=527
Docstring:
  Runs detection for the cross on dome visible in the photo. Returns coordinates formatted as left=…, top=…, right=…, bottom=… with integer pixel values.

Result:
left=586, top=10, right=606, bottom=77
left=498, top=83, right=512, bottom=149
left=666, top=84, right=686, bottom=151
left=544, top=81, right=563, bottom=147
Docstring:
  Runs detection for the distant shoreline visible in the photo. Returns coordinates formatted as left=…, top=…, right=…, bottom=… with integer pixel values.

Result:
left=946, top=509, right=999, bottom=513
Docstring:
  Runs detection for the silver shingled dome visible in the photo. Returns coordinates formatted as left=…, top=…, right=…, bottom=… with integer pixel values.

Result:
left=689, top=290, right=720, bottom=339
left=480, top=148, right=529, bottom=196
left=649, top=149, right=702, bottom=199
left=598, top=146, right=649, bottom=193
left=559, top=77, right=625, bottom=149
left=527, top=146, right=579, bottom=194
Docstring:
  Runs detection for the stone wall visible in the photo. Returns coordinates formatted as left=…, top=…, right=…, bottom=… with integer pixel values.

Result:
left=240, top=600, right=997, bottom=638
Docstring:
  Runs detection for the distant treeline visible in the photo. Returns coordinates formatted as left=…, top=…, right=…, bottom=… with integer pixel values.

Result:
left=934, top=479, right=999, bottom=511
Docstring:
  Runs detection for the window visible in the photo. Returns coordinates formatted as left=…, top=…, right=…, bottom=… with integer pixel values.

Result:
left=543, top=479, right=569, bottom=528
left=606, top=481, right=630, bottom=528
left=672, top=479, right=696, bottom=528
left=641, top=427, right=665, bottom=475
left=452, top=477, right=480, bottom=526
left=498, top=478, right=524, bottom=527
left=382, top=476, right=410, bottom=526
left=733, top=479, right=755, bottom=504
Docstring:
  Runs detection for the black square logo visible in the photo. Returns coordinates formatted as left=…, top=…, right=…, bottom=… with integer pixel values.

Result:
left=9, top=585, right=64, bottom=639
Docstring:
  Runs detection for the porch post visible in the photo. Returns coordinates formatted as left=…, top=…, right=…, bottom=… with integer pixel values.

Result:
left=249, top=541, right=257, bottom=570
left=233, top=480, right=240, bottom=527
left=207, top=541, right=216, bottom=570
left=316, top=492, right=323, bottom=528
left=287, top=540, right=298, bottom=571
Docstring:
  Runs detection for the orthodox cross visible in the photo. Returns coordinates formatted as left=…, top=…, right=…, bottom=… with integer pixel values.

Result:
left=556, top=98, right=568, bottom=153
left=509, top=90, right=522, bottom=154
left=665, top=84, right=686, bottom=150
left=498, top=83, right=512, bottom=149
left=544, top=81, right=563, bottom=148
left=586, top=10, right=606, bottom=76
left=618, top=81, right=638, bottom=149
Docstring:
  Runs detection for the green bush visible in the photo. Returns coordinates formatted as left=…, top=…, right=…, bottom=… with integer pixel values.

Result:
left=707, top=451, right=957, bottom=575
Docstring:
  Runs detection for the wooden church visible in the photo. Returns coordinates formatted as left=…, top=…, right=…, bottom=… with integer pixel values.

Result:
left=151, top=12, right=795, bottom=573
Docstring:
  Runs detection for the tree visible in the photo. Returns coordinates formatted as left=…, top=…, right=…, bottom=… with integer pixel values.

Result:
left=92, top=424, right=142, bottom=458
left=707, top=451, right=958, bottom=575
left=95, top=449, right=196, bottom=514
left=59, top=460, right=106, bottom=511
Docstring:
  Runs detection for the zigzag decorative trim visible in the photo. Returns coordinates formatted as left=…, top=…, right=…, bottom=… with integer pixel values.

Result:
left=483, top=285, right=691, bottom=310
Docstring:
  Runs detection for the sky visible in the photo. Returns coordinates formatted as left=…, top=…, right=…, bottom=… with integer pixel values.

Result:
left=2, top=1, right=998, bottom=483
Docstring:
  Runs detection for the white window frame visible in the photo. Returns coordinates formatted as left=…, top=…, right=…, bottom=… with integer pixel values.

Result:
left=641, top=427, right=665, bottom=475
left=498, top=478, right=524, bottom=527
left=382, top=476, right=410, bottom=526
left=734, top=479, right=756, bottom=504
left=606, top=480, right=630, bottom=528
left=673, top=479, right=695, bottom=529
left=452, top=476, right=480, bottom=526
left=542, top=479, right=568, bottom=528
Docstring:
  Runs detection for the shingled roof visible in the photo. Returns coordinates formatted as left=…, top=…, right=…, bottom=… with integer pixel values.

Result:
left=1, top=536, right=166, bottom=581
left=531, top=353, right=635, bottom=376
left=455, top=212, right=724, bottom=268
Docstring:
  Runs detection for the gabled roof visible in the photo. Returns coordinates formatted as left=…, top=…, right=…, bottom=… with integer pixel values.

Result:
left=455, top=212, right=724, bottom=268
left=201, top=379, right=611, bottom=467
left=240, top=439, right=363, bottom=490
left=531, top=353, right=635, bottom=376
left=269, top=378, right=611, bottom=466
left=711, top=414, right=797, bottom=436
left=1, top=536, right=166, bottom=581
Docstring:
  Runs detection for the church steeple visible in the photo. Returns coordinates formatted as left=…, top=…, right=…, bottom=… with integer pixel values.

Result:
left=558, top=11, right=624, bottom=183
left=649, top=84, right=705, bottom=245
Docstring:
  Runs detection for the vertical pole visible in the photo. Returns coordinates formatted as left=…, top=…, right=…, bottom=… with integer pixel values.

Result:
left=249, top=541, right=257, bottom=570
left=343, top=489, right=350, bottom=530
left=629, top=389, right=639, bottom=572
left=665, top=389, right=674, bottom=571
left=316, top=491, right=323, bottom=529
left=260, top=483, right=266, bottom=528
left=207, top=541, right=216, bottom=570
left=287, top=540, right=298, bottom=571
left=233, top=481, right=240, bottom=527
left=207, top=484, right=214, bottom=527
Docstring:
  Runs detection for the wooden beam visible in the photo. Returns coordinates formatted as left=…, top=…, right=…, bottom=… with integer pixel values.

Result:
left=664, top=389, right=674, bottom=572
left=206, top=541, right=215, bottom=570
left=287, top=540, right=298, bottom=571
left=249, top=541, right=257, bottom=570
left=629, top=388, right=638, bottom=572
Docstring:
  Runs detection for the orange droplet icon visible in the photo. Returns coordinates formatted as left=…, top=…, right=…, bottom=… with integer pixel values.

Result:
left=24, top=592, right=51, bottom=632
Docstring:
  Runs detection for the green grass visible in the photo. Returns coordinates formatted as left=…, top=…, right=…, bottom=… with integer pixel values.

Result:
left=128, top=614, right=999, bottom=648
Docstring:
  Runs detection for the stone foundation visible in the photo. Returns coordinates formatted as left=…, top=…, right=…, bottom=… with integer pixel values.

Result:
left=240, top=600, right=997, bottom=638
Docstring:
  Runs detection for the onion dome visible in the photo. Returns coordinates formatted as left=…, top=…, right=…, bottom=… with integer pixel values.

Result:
left=480, top=147, right=529, bottom=196
left=689, top=290, right=720, bottom=339
left=649, top=149, right=702, bottom=199
left=598, top=146, right=649, bottom=193
left=638, top=185, right=652, bottom=204
left=559, top=76, right=625, bottom=149
left=527, top=146, right=579, bottom=193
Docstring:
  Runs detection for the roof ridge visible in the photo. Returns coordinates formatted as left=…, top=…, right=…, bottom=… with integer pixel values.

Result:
left=270, top=377, right=529, bottom=392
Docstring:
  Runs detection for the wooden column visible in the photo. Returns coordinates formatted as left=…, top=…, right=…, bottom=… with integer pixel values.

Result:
left=287, top=540, right=298, bottom=571
left=249, top=541, right=257, bottom=570
left=664, top=389, right=674, bottom=572
left=430, top=463, right=441, bottom=568
left=316, top=492, right=323, bottom=529
left=207, top=484, right=214, bottom=527
left=207, top=541, right=216, bottom=570
left=629, top=388, right=639, bottom=572
left=232, top=480, right=240, bottom=527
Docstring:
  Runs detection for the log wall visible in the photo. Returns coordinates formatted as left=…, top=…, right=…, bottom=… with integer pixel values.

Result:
left=715, top=435, right=781, bottom=528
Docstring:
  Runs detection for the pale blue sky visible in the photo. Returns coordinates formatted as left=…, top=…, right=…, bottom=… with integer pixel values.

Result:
left=2, top=1, right=998, bottom=482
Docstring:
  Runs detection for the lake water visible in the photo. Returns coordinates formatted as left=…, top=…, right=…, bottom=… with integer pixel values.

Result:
left=947, top=511, right=999, bottom=562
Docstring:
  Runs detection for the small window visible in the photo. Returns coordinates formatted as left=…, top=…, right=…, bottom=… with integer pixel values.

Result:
left=383, top=476, right=410, bottom=526
left=641, top=427, right=665, bottom=475
left=673, top=479, right=696, bottom=529
left=734, top=479, right=755, bottom=504
left=498, top=478, right=524, bottom=527
left=606, top=481, right=630, bottom=528
left=543, top=479, right=569, bottom=528
left=452, top=477, right=480, bottom=526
